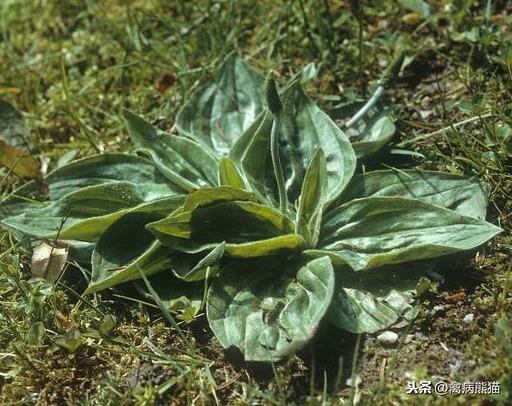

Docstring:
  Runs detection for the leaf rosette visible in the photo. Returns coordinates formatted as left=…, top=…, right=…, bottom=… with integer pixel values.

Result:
left=0, top=54, right=502, bottom=362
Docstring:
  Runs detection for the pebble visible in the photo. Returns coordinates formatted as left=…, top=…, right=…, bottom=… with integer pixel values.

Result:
left=377, top=331, right=399, bottom=345
left=463, top=313, right=474, bottom=323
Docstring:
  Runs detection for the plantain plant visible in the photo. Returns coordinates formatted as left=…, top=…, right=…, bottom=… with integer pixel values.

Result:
left=0, top=54, right=502, bottom=361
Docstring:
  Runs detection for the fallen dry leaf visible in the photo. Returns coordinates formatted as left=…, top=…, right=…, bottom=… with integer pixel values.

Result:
left=0, top=139, right=40, bottom=179
left=31, top=241, right=69, bottom=283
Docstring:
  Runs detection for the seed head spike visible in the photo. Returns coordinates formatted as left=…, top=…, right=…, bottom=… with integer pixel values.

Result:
left=264, top=70, right=282, bottom=114
left=379, top=51, right=405, bottom=88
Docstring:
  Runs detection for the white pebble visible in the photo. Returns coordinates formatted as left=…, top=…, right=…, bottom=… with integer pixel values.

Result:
left=463, top=313, right=474, bottom=323
left=377, top=331, right=399, bottom=345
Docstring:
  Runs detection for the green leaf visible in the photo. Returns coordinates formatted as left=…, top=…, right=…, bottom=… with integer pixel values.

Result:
left=351, top=115, right=394, bottom=159
left=88, top=213, right=226, bottom=293
left=150, top=200, right=294, bottom=240
left=207, top=256, right=334, bottom=361
left=231, top=82, right=356, bottom=207
left=398, top=0, right=431, bottom=18
left=229, top=110, right=278, bottom=206
left=295, top=149, right=327, bottom=247
left=218, top=157, right=247, bottom=189
left=2, top=182, right=184, bottom=241
left=327, top=264, right=430, bottom=333
left=312, top=196, right=502, bottom=271
left=293, top=63, right=318, bottom=83
left=220, top=235, right=305, bottom=258
left=86, top=213, right=176, bottom=294
left=176, top=54, right=265, bottom=156
left=134, top=270, right=203, bottom=317
left=338, top=169, right=490, bottom=219
left=98, top=314, right=117, bottom=336
left=182, top=186, right=255, bottom=211
left=26, top=321, right=45, bottom=345
left=330, top=103, right=395, bottom=159
left=147, top=200, right=305, bottom=257
left=45, top=153, right=182, bottom=200
left=228, top=109, right=267, bottom=166
left=66, top=240, right=95, bottom=263
left=0, top=153, right=180, bottom=220
left=172, top=242, right=225, bottom=282
left=55, top=330, right=82, bottom=352
left=124, top=110, right=218, bottom=190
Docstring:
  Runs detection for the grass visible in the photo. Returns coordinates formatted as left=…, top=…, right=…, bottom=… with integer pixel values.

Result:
left=0, top=0, right=511, bottom=404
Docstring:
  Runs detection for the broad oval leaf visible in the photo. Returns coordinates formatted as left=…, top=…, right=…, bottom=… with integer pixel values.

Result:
left=86, top=212, right=175, bottom=294
left=88, top=213, right=225, bottom=293
left=0, top=153, right=180, bottom=220
left=231, top=82, right=356, bottom=207
left=149, top=200, right=294, bottom=240
left=338, top=169, right=490, bottom=219
left=124, top=110, right=218, bottom=191
left=147, top=200, right=305, bottom=257
left=313, top=196, right=502, bottom=271
left=351, top=115, right=395, bottom=159
left=327, top=263, right=432, bottom=333
left=2, top=182, right=184, bottom=241
left=330, top=102, right=395, bottom=159
left=207, top=256, right=335, bottom=361
left=44, top=153, right=182, bottom=201
left=176, top=53, right=265, bottom=156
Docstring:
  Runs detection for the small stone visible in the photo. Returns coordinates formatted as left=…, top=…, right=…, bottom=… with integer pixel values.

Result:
left=463, top=313, right=474, bottom=323
left=377, top=331, right=399, bottom=346
left=429, top=304, right=445, bottom=317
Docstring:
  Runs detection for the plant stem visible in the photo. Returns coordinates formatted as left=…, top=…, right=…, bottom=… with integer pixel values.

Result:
left=357, top=1, right=364, bottom=97
left=345, top=51, right=405, bottom=128
left=298, top=0, right=319, bottom=55
left=345, top=85, right=384, bottom=128
left=271, top=112, right=288, bottom=215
